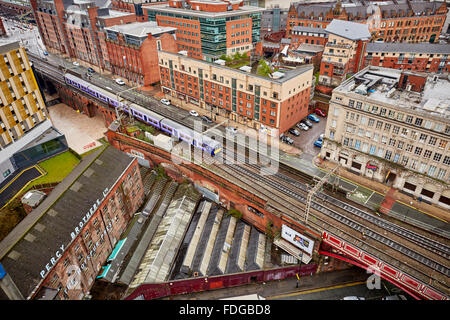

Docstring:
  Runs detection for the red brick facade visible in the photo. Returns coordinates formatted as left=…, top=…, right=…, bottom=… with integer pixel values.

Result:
left=105, top=32, right=177, bottom=86
left=363, top=45, right=450, bottom=73
left=34, top=155, right=144, bottom=300
left=287, top=1, right=448, bottom=44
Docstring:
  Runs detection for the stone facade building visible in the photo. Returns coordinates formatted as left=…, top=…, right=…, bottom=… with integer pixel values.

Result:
left=321, top=66, right=450, bottom=209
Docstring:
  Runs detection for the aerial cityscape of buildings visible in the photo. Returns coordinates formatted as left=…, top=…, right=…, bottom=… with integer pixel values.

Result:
left=0, top=0, right=448, bottom=306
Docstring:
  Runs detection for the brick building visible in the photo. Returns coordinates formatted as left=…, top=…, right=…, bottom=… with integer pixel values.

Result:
left=318, top=19, right=370, bottom=91
left=0, top=146, right=145, bottom=300
left=30, top=0, right=143, bottom=70
left=290, top=26, right=328, bottom=47
left=144, top=0, right=264, bottom=61
left=363, top=42, right=450, bottom=73
left=321, top=66, right=450, bottom=208
left=158, top=50, right=313, bottom=133
left=286, top=0, right=448, bottom=44
left=103, top=21, right=177, bottom=85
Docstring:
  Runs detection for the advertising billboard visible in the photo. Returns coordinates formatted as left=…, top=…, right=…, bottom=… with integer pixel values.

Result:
left=281, top=225, right=314, bottom=255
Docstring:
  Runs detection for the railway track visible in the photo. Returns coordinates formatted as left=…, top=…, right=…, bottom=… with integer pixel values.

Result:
left=223, top=163, right=450, bottom=282
left=274, top=164, right=450, bottom=260
left=33, top=54, right=449, bottom=291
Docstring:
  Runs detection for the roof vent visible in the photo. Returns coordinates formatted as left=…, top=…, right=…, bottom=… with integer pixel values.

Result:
left=271, top=71, right=285, bottom=79
left=239, top=66, right=252, bottom=73
left=214, top=59, right=226, bottom=66
left=178, top=50, right=188, bottom=56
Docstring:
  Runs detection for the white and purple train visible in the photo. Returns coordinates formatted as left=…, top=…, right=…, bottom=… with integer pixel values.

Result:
left=64, top=73, right=222, bottom=156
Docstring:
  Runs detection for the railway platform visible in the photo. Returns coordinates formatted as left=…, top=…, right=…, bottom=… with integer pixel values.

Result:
left=314, top=157, right=450, bottom=238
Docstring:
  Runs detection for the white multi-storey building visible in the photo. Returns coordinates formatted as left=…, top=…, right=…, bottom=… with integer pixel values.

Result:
left=321, top=66, right=450, bottom=209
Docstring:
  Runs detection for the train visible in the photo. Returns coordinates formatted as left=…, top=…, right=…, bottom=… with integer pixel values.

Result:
left=63, top=73, right=222, bottom=156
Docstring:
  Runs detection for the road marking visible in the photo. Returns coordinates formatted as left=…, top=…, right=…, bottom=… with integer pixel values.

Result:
left=396, top=200, right=448, bottom=223
left=267, top=281, right=366, bottom=300
left=365, top=191, right=375, bottom=204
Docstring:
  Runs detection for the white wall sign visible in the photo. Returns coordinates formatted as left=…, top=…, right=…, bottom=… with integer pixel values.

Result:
left=281, top=224, right=314, bottom=255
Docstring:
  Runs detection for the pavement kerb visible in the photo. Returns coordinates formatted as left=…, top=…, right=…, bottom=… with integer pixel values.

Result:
left=0, top=144, right=107, bottom=260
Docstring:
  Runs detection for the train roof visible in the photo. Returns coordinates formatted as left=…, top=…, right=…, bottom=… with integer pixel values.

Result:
left=129, top=103, right=165, bottom=121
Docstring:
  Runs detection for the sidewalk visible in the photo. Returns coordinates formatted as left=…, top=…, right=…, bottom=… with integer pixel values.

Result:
left=314, top=157, right=450, bottom=239
left=316, top=158, right=449, bottom=224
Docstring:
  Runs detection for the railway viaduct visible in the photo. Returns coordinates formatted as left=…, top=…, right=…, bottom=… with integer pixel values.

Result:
left=31, top=58, right=450, bottom=300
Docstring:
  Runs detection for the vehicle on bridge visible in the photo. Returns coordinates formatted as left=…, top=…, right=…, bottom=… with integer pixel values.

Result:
left=63, top=73, right=222, bottom=156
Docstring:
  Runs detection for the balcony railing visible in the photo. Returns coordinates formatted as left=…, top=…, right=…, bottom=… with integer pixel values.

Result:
left=326, top=42, right=352, bottom=49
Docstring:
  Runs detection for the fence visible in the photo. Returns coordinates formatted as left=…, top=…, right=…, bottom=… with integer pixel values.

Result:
left=124, top=263, right=317, bottom=300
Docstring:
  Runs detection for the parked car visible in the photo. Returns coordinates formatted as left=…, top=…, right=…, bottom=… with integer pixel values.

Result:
left=226, top=126, right=238, bottom=135
left=115, top=78, right=125, bottom=85
left=160, top=98, right=171, bottom=105
left=201, top=115, right=213, bottom=123
left=314, top=139, right=323, bottom=148
left=297, top=122, right=309, bottom=131
left=318, top=133, right=324, bottom=141
left=342, top=296, right=365, bottom=300
left=314, top=108, right=326, bottom=117
left=279, top=133, right=285, bottom=140
left=87, top=67, right=95, bottom=73
left=189, top=110, right=199, bottom=117
left=282, top=135, right=294, bottom=145
left=72, top=61, right=79, bottom=66
left=43, top=51, right=48, bottom=56
left=307, top=114, right=320, bottom=123
left=300, top=119, right=313, bottom=127
left=288, top=128, right=300, bottom=136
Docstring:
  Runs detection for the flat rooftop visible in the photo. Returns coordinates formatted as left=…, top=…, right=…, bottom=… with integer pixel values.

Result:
left=336, top=66, right=450, bottom=119
left=161, top=50, right=313, bottom=84
left=143, top=4, right=264, bottom=19
left=105, top=21, right=176, bottom=38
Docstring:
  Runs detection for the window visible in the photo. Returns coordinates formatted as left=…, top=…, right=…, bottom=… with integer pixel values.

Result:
left=414, top=147, right=423, bottom=155
left=376, top=121, right=383, bottom=129
left=424, top=150, right=432, bottom=158
left=433, top=153, right=442, bottom=162
left=368, top=119, right=375, bottom=127
left=348, top=100, right=355, bottom=108
left=427, top=165, right=436, bottom=177
left=438, top=140, right=447, bottom=149
left=392, top=126, right=400, bottom=134
left=381, top=136, right=388, bottom=144
left=369, top=145, right=376, bottom=155
left=428, top=137, right=437, bottom=146
left=437, top=169, right=446, bottom=180
left=415, top=118, right=423, bottom=126
left=419, top=133, right=427, bottom=143
left=389, top=138, right=396, bottom=146
left=417, top=162, right=426, bottom=173
left=333, top=107, right=339, bottom=117
left=393, top=153, right=400, bottom=163
left=385, top=150, right=392, bottom=160
left=401, top=156, right=409, bottom=166
left=405, top=115, right=413, bottom=124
